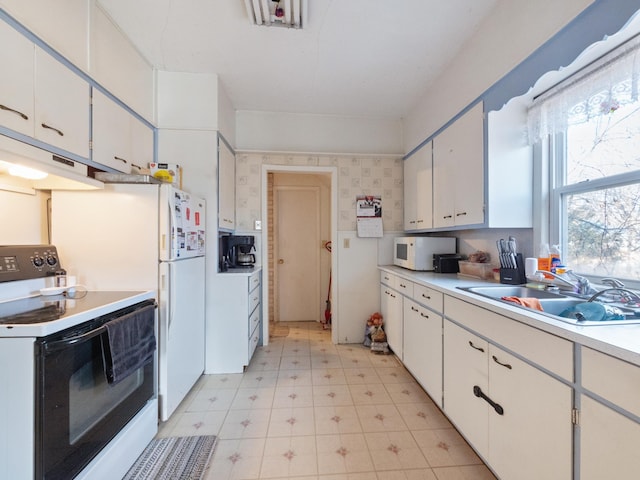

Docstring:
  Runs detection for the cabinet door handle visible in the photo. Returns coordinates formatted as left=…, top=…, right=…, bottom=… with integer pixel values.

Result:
left=492, top=355, right=512, bottom=370
left=399, top=283, right=406, bottom=288
left=422, top=294, right=431, bottom=300
left=443, top=215, right=453, bottom=219
left=0, top=104, right=28, bottom=120
left=41, top=123, right=64, bottom=136
left=411, top=306, right=418, bottom=312
left=416, top=219, right=423, bottom=223
left=420, top=312, right=429, bottom=319
left=456, top=212, right=468, bottom=217
left=114, top=156, right=128, bottom=164
left=473, top=385, right=504, bottom=415
left=468, top=341, right=485, bottom=352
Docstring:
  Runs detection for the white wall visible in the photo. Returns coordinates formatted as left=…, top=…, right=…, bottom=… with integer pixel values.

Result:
left=0, top=190, right=49, bottom=244
left=403, top=0, right=594, bottom=154
left=236, top=110, right=403, bottom=155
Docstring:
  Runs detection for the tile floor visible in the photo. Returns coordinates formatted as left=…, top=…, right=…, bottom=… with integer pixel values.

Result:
left=157, top=321, right=497, bottom=480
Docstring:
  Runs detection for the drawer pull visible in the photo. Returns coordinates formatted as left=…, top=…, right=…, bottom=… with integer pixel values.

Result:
left=473, top=385, right=504, bottom=415
left=411, top=306, right=419, bottom=312
left=399, top=283, right=406, bottom=288
left=0, top=104, right=28, bottom=120
left=492, top=355, right=512, bottom=370
left=114, top=156, right=128, bottom=164
left=422, top=294, right=431, bottom=300
left=468, top=341, right=485, bottom=352
left=456, top=212, right=468, bottom=217
left=420, top=312, right=429, bottom=319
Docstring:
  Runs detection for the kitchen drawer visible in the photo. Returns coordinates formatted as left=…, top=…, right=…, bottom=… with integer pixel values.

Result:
left=249, top=307, right=260, bottom=337
left=249, top=288, right=260, bottom=315
left=413, top=284, right=444, bottom=313
left=444, top=295, right=573, bottom=380
left=396, top=278, right=414, bottom=297
left=380, top=271, right=395, bottom=288
left=582, top=347, right=640, bottom=418
left=249, top=325, right=260, bottom=360
left=249, top=271, right=261, bottom=292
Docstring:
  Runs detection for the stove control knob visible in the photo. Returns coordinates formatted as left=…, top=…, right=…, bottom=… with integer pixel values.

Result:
left=46, top=255, right=58, bottom=267
left=32, top=256, right=44, bottom=267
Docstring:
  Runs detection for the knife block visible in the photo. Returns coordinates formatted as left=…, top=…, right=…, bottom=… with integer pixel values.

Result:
left=500, top=253, right=526, bottom=285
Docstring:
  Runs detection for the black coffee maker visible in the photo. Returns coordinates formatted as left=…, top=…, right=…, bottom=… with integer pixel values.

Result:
left=220, top=235, right=256, bottom=270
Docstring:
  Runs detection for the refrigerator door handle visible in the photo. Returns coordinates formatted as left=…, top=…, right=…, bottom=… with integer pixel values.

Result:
left=168, top=262, right=176, bottom=334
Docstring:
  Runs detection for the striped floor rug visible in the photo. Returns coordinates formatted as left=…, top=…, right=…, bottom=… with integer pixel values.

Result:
left=123, top=435, right=217, bottom=480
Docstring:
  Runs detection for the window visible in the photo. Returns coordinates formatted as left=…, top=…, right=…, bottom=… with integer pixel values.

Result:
left=529, top=35, right=640, bottom=283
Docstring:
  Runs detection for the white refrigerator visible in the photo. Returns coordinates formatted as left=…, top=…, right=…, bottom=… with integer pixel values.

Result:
left=51, top=183, right=206, bottom=421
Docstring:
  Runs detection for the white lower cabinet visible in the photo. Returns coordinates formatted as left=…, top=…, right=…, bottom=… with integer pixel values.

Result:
left=403, top=297, right=443, bottom=407
left=443, top=317, right=572, bottom=480
left=443, top=320, right=489, bottom=456
left=580, top=347, right=640, bottom=479
left=487, top=343, right=572, bottom=480
left=207, top=270, right=262, bottom=374
left=580, top=396, right=640, bottom=480
left=380, top=283, right=403, bottom=359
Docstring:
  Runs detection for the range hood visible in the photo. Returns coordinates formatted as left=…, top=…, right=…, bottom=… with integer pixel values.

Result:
left=0, top=135, right=103, bottom=194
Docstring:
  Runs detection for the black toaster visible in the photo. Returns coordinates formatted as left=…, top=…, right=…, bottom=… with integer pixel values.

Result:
left=433, top=253, right=464, bottom=273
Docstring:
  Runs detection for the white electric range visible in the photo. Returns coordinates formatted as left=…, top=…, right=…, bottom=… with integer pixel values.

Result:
left=0, top=245, right=158, bottom=480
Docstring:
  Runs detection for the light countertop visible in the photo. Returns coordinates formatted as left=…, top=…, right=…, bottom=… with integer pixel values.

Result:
left=379, top=265, right=640, bottom=366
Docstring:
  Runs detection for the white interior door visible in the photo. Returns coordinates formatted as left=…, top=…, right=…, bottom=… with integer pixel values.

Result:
left=276, top=186, right=320, bottom=322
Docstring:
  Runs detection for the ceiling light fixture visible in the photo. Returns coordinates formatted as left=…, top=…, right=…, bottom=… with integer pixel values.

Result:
left=244, top=0, right=307, bottom=29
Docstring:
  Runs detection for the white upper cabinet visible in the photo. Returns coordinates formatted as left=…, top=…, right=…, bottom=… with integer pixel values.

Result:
left=89, top=5, right=154, bottom=122
left=34, top=46, right=90, bottom=158
left=0, top=18, right=90, bottom=158
left=403, top=141, right=433, bottom=231
left=0, top=20, right=34, bottom=136
left=130, top=114, right=154, bottom=172
left=433, top=102, right=484, bottom=229
left=218, top=139, right=235, bottom=231
left=0, top=0, right=89, bottom=70
left=92, top=89, right=154, bottom=173
left=92, top=89, right=132, bottom=172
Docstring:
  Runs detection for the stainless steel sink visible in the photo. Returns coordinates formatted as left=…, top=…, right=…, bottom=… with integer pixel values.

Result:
left=458, top=285, right=640, bottom=326
left=460, top=285, right=565, bottom=300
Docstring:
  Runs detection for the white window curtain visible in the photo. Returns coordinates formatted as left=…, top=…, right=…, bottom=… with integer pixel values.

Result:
left=527, top=34, right=640, bottom=144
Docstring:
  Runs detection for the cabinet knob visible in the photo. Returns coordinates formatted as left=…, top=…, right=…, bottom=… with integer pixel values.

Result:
left=278, top=259, right=284, bottom=264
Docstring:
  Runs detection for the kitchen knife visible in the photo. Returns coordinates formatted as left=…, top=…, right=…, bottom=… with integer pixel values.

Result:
left=508, top=236, right=518, bottom=269
left=497, top=239, right=505, bottom=268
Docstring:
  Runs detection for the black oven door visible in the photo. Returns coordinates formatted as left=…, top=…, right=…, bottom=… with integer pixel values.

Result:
left=34, top=301, right=156, bottom=480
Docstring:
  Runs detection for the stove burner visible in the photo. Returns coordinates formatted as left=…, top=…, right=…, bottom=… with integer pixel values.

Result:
left=0, top=297, right=66, bottom=325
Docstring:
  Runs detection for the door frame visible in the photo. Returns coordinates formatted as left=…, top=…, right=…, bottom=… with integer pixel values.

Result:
left=261, top=164, right=338, bottom=345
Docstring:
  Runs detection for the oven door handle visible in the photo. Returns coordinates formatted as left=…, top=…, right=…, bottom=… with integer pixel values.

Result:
left=43, top=324, right=107, bottom=353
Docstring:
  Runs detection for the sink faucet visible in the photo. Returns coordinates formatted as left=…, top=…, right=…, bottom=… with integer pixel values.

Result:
left=588, top=288, right=640, bottom=305
left=532, top=270, right=593, bottom=295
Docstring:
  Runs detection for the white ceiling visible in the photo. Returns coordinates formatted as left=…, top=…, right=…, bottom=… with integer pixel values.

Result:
left=97, top=0, right=499, bottom=119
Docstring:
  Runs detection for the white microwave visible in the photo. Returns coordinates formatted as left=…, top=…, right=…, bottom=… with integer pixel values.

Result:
left=393, top=236, right=457, bottom=271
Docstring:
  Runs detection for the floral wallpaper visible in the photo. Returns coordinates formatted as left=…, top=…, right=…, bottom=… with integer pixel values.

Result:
left=235, top=153, right=404, bottom=232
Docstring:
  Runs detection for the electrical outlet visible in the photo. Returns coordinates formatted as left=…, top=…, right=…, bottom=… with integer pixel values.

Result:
left=254, top=220, right=262, bottom=230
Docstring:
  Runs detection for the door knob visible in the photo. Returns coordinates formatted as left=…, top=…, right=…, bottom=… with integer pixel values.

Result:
left=278, top=259, right=284, bottom=264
